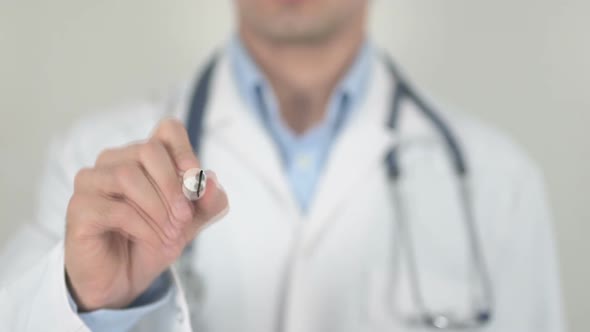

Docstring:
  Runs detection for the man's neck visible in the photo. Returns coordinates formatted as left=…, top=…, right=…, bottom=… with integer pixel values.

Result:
left=238, top=18, right=366, bottom=135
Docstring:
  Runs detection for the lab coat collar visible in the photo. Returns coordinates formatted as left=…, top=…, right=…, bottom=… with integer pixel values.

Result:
left=170, top=50, right=440, bottom=251
left=190, top=53, right=300, bottom=213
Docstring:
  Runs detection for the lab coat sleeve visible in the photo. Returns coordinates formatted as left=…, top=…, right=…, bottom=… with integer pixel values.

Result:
left=491, top=165, right=566, bottom=332
left=0, top=132, right=89, bottom=331
left=0, top=122, right=195, bottom=332
left=0, top=241, right=89, bottom=331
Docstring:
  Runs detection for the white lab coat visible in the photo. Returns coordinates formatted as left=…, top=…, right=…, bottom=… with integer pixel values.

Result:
left=0, top=50, right=565, bottom=332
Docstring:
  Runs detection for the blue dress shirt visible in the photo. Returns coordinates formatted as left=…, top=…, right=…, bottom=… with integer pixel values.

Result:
left=71, top=35, right=373, bottom=331
left=67, top=271, right=173, bottom=332
left=229, top=36, right=372, bottom=211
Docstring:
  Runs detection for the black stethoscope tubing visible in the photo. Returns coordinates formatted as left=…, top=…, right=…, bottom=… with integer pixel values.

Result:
left=183, top=52, right=494, bottom=330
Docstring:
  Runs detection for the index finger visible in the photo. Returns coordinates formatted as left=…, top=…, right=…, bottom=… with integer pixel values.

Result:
left=151, top=118, right=200, bottom=172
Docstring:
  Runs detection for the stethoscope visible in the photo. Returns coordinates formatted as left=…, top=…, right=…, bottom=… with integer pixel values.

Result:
left=180, top=52, right=494, bottom=330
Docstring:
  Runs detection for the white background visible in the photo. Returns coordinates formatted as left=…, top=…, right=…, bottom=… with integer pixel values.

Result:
left=0, top=1, right=588, bottom=330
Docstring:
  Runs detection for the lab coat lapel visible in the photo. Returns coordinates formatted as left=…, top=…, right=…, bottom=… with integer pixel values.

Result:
left=194, top=55, right=298, bottom=213
left=301, top=59, right=438, bottom=253
left=301, top=60, right=396, bottom=251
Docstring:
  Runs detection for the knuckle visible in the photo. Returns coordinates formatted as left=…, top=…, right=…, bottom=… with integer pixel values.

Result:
left=138, top=140, right=160, bottom=161
left=95, top=148, right=115, bottom=165
left=66, top=194, right=84, bottom=221
left=66, top=220, right=87, bottom=242
left=73, top=168, right=93, bottom=192
left=155, top=118, right=185, bottom=138
left=66, top=194, right=95, bottom=237
left=113, top=164, right=140, bottom=188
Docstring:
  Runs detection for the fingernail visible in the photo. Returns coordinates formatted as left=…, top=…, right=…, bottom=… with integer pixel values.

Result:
left=205, top=170, right=225, bottom=192
left=173, top=197, right=192, bottom=221
left=199, top=205, right=230, bottom=232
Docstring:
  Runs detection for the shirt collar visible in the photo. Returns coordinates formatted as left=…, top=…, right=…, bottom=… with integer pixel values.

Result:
left=334, top=39, right=373, bottom=106
left=228, top=35, right=267, bottom=108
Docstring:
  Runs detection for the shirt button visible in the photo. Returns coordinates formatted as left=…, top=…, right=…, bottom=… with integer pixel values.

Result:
left=296, top=154, right=312, bottom=170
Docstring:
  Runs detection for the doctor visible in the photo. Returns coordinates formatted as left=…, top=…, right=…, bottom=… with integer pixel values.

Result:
left=0, top=0, right=565, bottom=331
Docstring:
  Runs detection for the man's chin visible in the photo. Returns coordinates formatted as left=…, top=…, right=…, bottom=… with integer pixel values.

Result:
left=256, top=20, right=342, bottom=45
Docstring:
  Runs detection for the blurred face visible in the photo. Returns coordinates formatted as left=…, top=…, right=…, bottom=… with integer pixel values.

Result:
left=235, top=0, right=368, bottom=44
